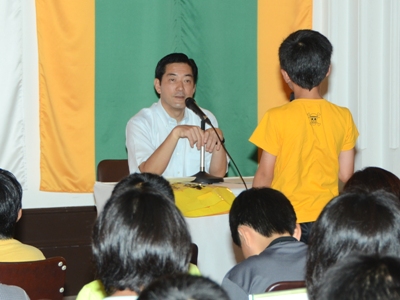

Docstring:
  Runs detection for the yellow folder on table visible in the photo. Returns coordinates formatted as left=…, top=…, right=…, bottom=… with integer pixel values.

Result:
left=173, top=183, right=235, bottom=217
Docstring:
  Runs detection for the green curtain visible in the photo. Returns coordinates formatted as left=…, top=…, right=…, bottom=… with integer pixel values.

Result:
left=95, top=0, right=258, bottom=176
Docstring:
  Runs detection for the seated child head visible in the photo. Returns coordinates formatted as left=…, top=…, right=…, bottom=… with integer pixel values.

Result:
left=0, top=169, right=23, bottom=239
left=229, top=187, right=298, bottom=258
left=92, top=188, right=192, bottom=295
left=112, top=172, right=174, bottom=201
left=306, top=190, right=400, bottom=299
left=343, top=166, right=400, bottom=200
left=138, top=274, right=229, bottom=300
left=318, top=254, right=400, bottom=300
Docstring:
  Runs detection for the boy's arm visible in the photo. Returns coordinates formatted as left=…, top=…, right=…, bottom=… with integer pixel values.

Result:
left=338, top=148, right=355, bottom=183
left=253, top=150, right=276, bottom=187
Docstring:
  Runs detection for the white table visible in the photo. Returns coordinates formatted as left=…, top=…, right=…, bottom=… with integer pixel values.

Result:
left=93, top=177, right=252, bottom=284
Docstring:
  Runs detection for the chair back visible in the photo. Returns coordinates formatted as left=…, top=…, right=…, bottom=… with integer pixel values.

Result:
left=190, top=243, right=198, bottom=265
left=97, top=159, right=129, bottom=182
left=266, top=281, right=306, bottom=292
left=0, top=256, right=67, bottom=300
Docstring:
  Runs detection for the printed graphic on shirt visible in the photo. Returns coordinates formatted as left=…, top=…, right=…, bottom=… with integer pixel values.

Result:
left=307, top=112, right=321, bottom=126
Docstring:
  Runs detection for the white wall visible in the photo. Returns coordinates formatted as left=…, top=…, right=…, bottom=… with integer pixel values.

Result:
left=21, top=0, right=400, bottom=208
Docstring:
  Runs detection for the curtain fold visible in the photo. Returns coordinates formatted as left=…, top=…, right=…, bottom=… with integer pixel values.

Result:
left=0, top=0, right=27, bottom=187
left=36, top=0, right=311, bottom=192
left=36, top=0, right=95, bottom=192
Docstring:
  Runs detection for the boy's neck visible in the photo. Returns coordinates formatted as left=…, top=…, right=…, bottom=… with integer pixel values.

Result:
left=293, top=84, right=323, bottom=99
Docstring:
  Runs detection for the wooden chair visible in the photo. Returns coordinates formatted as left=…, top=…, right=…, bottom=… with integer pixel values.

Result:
left=266, top=281, right=306, bottom=292
left=97, top=159, right=129, bottom=182
left=190, top=243, right=198, bottom=265
left=0, top=256, right=67, bottom=300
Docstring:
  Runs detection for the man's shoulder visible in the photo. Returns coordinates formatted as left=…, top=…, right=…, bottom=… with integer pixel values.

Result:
left=127, top=102, right=161, bottom=128
left=224, top=241, right=307, bottom=296
left=235, top=241, right=307, bottom=274
left=129, top=102, right=159, bottom=119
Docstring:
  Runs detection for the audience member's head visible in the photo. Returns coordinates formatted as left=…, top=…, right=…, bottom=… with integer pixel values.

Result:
left=306, top=190, right=400, bottom=299
left=155, top=53, right=198, bottom=84
left=138, top=274, right=229, bottom=300
left=318, top=254, right=400, bottom=300
left=112, top=172, right=174, bottom=201
left=92, top=188, right=192, bottom=296
left=343, top=166, right=400, bottom=200
left=0, top=169, right=23, bottom=239
left=229, top=187, right=299, bottom=258
left=279, top=29, right=332, bottom=90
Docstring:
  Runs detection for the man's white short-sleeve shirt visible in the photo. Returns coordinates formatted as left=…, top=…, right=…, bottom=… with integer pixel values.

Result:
left=126, top=100, right=219, bottom=178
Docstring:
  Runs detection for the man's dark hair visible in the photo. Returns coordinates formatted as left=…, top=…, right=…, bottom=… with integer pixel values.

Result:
left=318, top=254, right=400, bottom=300
left=279, top=29, right=332, bottom=90
left=112, top=172, right=174, bottom=202
left=0, top=169, right=22, bottom=239
left=92, top=189, right=192, bottom=295
left=138, top=274, right=230, bottom=300
left=343, top=167, right=400, bottom=200
left=306, top=191, right=400, bottom=300
left=229, top=187, right=297, bottom=247
left=155, top=53, right=198, bottom=83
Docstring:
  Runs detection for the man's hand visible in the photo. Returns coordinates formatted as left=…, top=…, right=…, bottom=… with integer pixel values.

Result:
left=172, top=125, right=205, bottom=150
left=204, top=128, right=224, bottom=152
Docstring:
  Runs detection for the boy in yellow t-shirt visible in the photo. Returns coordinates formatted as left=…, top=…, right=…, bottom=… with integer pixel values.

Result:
left=250, top=30, right=359, bottom=243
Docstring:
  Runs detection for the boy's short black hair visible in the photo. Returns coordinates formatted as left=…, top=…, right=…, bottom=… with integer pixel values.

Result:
left=138, top=274, right=230, bottom=300
left=229, top=187, right=297, bottom=247
left=318, top=254, right=400, bottom=300
left=0, top=169, right=22, bottom=239
left=155, top=53, right=198, bottom=83
left=279, top=29, right=332, bottom=90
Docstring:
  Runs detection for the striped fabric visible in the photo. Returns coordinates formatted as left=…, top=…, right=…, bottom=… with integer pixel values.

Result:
left=22, top=1, right=311, bottom=192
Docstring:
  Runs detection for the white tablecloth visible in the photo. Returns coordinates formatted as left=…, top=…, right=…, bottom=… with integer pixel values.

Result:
left=93, top=177, right=252, bottom=284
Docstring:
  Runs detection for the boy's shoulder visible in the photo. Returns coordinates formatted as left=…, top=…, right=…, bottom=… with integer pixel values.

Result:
left=267, top=99, right=351, bottom=114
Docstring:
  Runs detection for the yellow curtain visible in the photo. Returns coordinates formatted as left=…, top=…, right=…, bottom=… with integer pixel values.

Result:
left=257, top=0, right=312, bottom=120
left=36, top=0, right=95, bottom=192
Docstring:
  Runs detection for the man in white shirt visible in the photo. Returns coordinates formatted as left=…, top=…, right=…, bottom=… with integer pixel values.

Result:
left=126, top=53, right=227, bottom=178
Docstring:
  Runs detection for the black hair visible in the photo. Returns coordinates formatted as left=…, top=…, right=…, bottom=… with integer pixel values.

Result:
left=138, top=274, right=230, bottom=300
left=279, top=29, right=332, bottom=90
left=318, top=254, right=400, bottom=300
left=92, top=189, right=192, bottom=295
left=306, top=191, right=400, bottom=300
left=0, top=169, right=22, bottom=238
left=112, top=172, right=174, bottom=202
left=229, top=187, right=296, bottom=247
left=343, top=167, right=400, bottom=200
left=155, top=53, right=198, bottom=83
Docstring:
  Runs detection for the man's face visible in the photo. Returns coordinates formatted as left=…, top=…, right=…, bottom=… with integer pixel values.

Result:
left=154, top=63, right=196, bottom=117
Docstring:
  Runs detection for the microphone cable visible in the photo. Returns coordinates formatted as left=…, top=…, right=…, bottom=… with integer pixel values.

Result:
left=208, top=123, right=248, bottom=190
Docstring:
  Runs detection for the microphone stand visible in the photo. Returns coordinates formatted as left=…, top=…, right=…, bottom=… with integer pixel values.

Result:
left=191, top=120, right=224, bottom=184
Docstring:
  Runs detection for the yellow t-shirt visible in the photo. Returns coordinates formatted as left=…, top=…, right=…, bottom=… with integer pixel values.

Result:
left=0, top=238, right=45, bottom=262
left=250, top=99, right=359, bottom=223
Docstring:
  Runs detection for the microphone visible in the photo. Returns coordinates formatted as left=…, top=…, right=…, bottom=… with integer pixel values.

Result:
left=185, top=98, right=212, bottom=126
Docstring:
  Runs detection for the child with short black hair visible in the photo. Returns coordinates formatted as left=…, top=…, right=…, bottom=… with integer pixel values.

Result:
left=250, top=29, right=359, bottom=243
